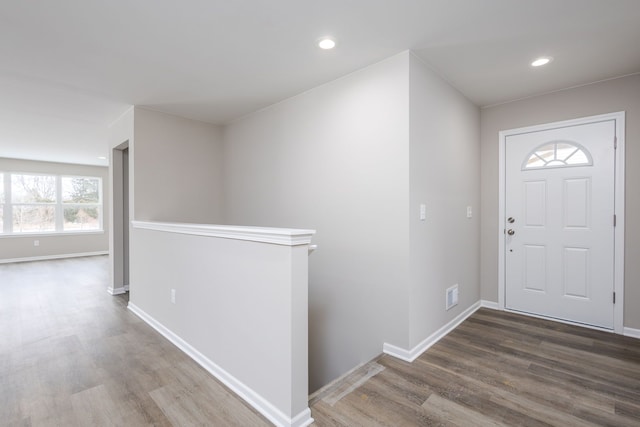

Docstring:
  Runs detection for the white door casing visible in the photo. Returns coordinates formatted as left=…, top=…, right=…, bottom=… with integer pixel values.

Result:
left=498, top=112, right=625, bottom=333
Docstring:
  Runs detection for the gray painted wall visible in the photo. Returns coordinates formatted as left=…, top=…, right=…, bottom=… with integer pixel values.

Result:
left=480, top=74, right=640, bottom=329
left=0, top=158, right=109, bottom=260
left=222, top=51, right=481, bottom=391
left=223, top=52, right=412, bottom=391
left=133, top=107, right=224, bottom=223
left=408, top=54, right=480, bottom=347
left=122, top=52, right=636, bottom=399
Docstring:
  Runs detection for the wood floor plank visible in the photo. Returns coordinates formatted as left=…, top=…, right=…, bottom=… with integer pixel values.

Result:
left=311, top=308, right=640, bottom=426
left=367, top=365, right=433, bottom=407
left=312, top=361, right=385, bottom=407
left=4, top=258, right=640, bottom=426
left=70, top=384, right=127, bottom=426
left=25, top=394, right=77, bottom=427
left=421, top=393, right=507, bottom=427
left=430, top=336, right=618, bottom=417
left=331, top=380, right=437, bottom=427
left=500, top=339, right=640, bottom=392
left=452, top=322, right=640, bottom=402
left=538, top=340, right=640, bottom=379
left=0, top=257, right=272, bottom=427
left=615, top=400, right=640, bottom=420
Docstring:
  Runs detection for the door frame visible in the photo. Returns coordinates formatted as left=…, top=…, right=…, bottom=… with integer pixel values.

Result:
left=498, top=111, right=625, bottom=333
left=108, top=140, right=130, bottom=295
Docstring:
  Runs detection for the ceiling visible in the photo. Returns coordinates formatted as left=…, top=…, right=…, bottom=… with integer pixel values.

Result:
left=1, top=0, right=639, bottom=166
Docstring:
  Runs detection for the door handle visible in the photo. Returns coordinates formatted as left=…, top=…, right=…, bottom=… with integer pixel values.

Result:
left=507, top=229, right=515, bottom=236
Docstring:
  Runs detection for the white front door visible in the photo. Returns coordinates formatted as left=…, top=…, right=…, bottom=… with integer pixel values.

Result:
left=504, top=119, right=616, bottom=329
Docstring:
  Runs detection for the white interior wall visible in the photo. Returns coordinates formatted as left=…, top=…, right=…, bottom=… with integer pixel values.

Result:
left=0, top=158, right=109, bottom=261
left=109, top=106, right=224, bottom=292
left=133, top=107, right=224, bottom=223
left=408, top=54, right=480, bottom=348
left=123, top=106, right=314, bottom=424
left=222, top=52, right=412, bottom=392
left=129, top=223, right=313, bottom=426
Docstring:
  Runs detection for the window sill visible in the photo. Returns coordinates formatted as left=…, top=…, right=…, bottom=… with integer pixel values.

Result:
left=0, top=230, right=105, bottom=239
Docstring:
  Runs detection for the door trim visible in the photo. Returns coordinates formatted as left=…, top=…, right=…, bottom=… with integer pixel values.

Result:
left=498, top=111, right=625, bottom=333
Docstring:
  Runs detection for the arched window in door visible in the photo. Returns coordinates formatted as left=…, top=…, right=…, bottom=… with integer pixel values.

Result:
left=522, top=140, right=593, bottom=170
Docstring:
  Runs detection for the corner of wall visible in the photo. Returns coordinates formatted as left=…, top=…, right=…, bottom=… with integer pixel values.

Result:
left=407, top=53, right=481, bottom=349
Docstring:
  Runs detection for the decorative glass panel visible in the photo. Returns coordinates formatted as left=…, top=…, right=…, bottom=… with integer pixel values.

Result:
left=523, top=141, right=593, bottom=170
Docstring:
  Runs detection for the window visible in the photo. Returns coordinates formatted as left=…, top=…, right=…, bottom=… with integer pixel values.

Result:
left=62, top=176, right=101, bottom=231
left=11, top=174, right=56, bottom=232
left=0, top=172, right=103, bottom=235
left=523, top=141, right=593, bottom=170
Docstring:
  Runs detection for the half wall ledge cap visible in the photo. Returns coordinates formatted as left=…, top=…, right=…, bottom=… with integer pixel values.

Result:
left=131, top=220, right=316, bottom=246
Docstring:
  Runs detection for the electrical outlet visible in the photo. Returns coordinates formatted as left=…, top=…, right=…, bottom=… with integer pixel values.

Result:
left=420, top=204, right=426, bottom=221
left=446, top=284, right=459, bottom=310
left=170, top=289, right=176, bottom=304
left=34, top=240, right=40, bottom=247
left=466, top=206, right=472, bottom=218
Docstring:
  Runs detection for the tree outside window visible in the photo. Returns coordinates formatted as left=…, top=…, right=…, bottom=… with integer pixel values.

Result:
left=11, top=174, right=56, bottom=232
left=0, top=173, right=102, bottom=235
left=62, top=177, right=101, bottom=231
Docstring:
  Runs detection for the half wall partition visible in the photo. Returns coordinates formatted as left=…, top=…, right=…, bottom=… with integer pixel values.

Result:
left=129, top=220, right=315, bottom=427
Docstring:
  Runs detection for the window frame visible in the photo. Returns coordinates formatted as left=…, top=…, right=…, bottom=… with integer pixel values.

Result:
left=0, top=171, right=104, bottom=236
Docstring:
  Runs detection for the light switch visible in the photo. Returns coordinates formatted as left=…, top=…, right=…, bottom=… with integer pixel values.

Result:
left=420, top=204, right=426, bottom=221
left=466, top=206, right=472, bottom=218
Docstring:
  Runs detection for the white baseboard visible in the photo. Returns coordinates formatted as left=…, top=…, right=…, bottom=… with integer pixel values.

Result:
left=383, top=301, right=481, bottom=363
left=623, top=327, right=640, bottom=339
left=107, top=284, right=130, bottom=295
left=290, top=408, right=313, bottom=427
left=0, top=251, right=108, bottom=264
left=480, top=300, right=500, bottom=310
left=127, top=303, right=313, bottom=427
left=108, top=286, right=127, bottom=295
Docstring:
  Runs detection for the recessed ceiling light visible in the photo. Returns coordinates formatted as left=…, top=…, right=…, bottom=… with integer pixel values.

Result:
left=531, top=57, right=552, bottom=67
left=318, top=37, right=336, bottom=50
left=97, top=156, right=107, bottom=160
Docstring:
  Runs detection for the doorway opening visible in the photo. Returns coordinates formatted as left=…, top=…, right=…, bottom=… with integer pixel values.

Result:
left=109, top=141, right=130, bottom=295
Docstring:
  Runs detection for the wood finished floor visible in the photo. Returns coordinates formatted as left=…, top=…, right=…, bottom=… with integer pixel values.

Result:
left=3, top=257, right=640, bottom=426
left=311, top=309, right=640, bottom=426
left=0, top=256, right=271, bottom=426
